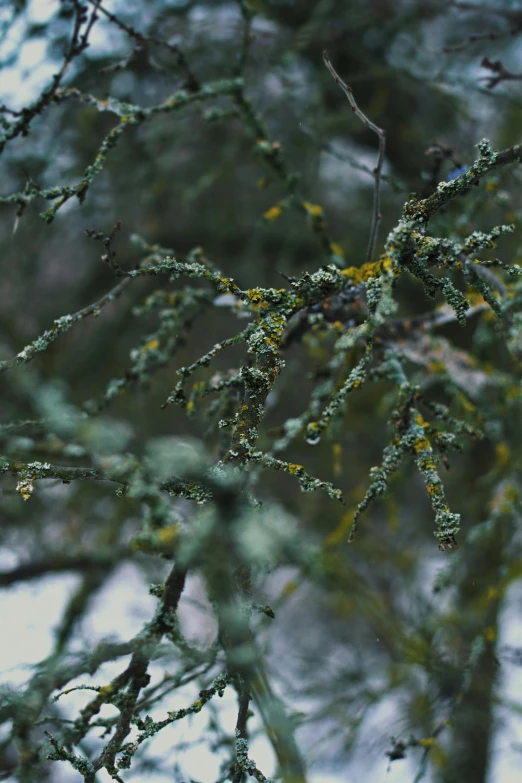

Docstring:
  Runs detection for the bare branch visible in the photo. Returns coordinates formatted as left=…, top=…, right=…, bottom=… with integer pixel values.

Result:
left=479, top=56, right=522, bottom=89
left=323, top=51, right=386, bottom=263
left=444, top=1, right=522, bottom=52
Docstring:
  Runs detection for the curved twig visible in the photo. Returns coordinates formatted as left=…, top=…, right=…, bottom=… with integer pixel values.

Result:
left=323, top=51, right=386, bottom=263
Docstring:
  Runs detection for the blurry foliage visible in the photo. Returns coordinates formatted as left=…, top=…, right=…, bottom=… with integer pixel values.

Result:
left=0, top=1, right=521, bottom=782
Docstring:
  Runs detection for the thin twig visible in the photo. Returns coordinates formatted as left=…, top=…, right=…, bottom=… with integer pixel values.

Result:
left=0, top=549, right=131, bottom=587
left=0, top=278, right=130, bottom=375
left=323, top=51, right=386, bottom=263
left=443, top=25, right=522, bottom=52
left=300, top=121, right=405, bottom=192
left=0, top=0, right=101, bottom=156
left=444, top=1, right=522, bottom=52
left=87, top=0, right=199, bottom=90
left=479, top=56, right=522, bottom=89
left=236, top=0, right=255, bottom=76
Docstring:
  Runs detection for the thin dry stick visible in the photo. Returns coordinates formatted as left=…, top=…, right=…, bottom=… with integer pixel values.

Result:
left=443, top=26, right=522, bottom=53
left=87, top=0, right=199, bottom=89
left=323, top=51, right=386, bottom=264
left=443, top=1, right=522, bottom=52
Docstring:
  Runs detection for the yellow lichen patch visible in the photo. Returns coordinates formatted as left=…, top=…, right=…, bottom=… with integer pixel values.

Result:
left=484, top=626, right=496, bottom=642
left=489, top=482, right=518, bottom=513
left=332, top=320, right=343, bottom=331
left=486, top=180, right=498, bottom=192
left=280, top=579, right=299, bottom=597
left=457, top=394, right=476, bottom=412
left=330, top=242, right=344, bottom=258
left=158, top=524, right=179, bottom=544
left=218, top=277, right=239, bottom=293
left=262, top=314, right=286, bottom=348
left=303, top=201, right=324, bottom=217
left=99, top=685, right=114, bottom=698
left=120, top=116, right=130, bottom=122
left=414, top=438, right=431, bottom=455
left=340, top=259, right=383, bottom=283
left=186, top=400, right=195, bottom=414
left=263, top=205, right=282, bottom=221
left=418, top=455, right=437, bottom=470
left=141, top=339, right=159, bottom=352
left=420, top=740, right=448, bottom=769
left=287, top=463, right=303, bottom=474
left=247, top=288, right=264, bottom=303
left=495, top=442, right=510, bottom=466
left=16, top=478, right=33, bottom=501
